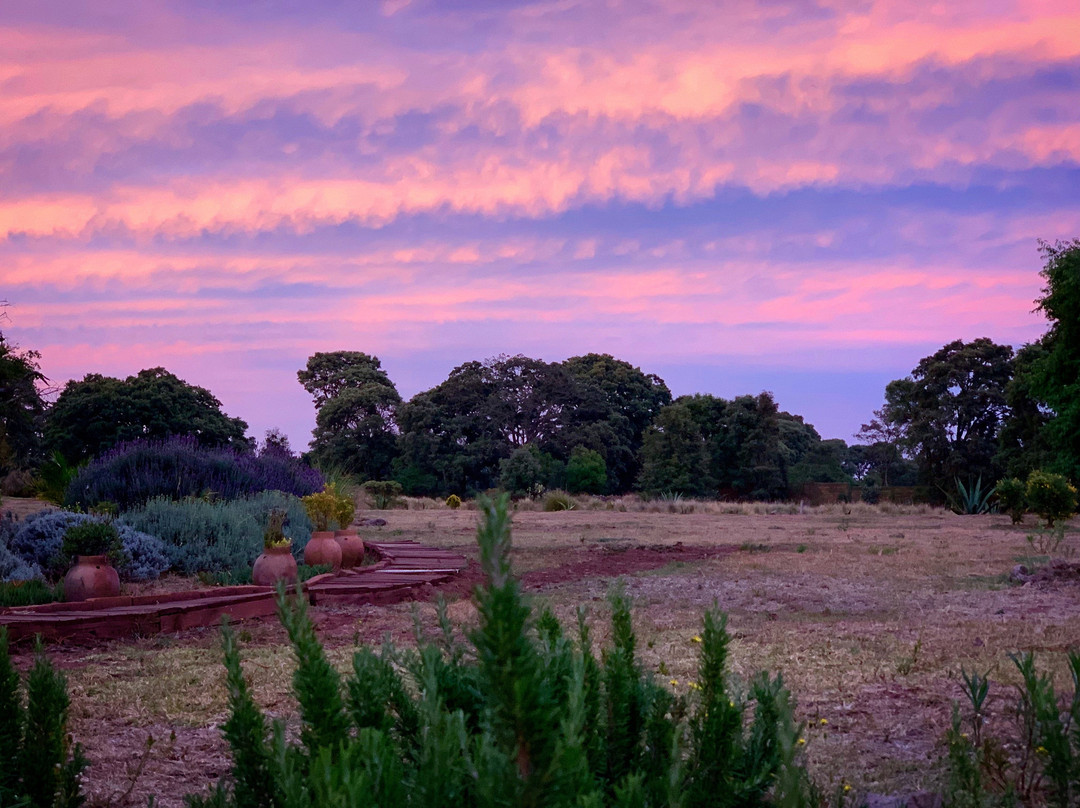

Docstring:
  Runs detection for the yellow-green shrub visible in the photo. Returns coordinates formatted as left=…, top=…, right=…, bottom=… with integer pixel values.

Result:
left=1026, top=470, right=1078, bottom=527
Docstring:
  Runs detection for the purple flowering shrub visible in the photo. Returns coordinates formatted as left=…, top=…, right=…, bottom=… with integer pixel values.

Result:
left=65, top=436, right=324, bottom=510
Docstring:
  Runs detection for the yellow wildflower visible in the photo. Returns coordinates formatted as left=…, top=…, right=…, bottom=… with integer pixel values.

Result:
left=797, top=738, right=806, bottom=746
left=670, top=678, right=679, bottom=686
left=691, top=635, right=702, bottom=643
left=820, top=718, right=828, bottom=725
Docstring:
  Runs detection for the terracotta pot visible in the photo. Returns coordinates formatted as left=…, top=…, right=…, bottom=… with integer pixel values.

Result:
left=253, top=543, right=298, bottom=587
left=64, top=555, right=121, bottom=602
left=304, top=531, right=342, bottom=570
left=334, top=530, right=365, bottom=569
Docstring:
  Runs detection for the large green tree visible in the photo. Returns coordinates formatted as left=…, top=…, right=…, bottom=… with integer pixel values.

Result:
left=298, top=351, right=401, bottom=479
left=851, top=412, right=917, bottom=487
left=562, top=353, right=671, bottom=492
left=680, top=392, right=789, bottom=500
left=637, top=401, right=710, bottom=496
left=395, top=355, right=586, bottom=495
left=995, top=341, right=1054, bottom=479
left=639, top=392, right=791, bottom=500
left=779, top=414, right=850, bottom=491
left=1026, top=239, right=1080, bottom=481
left=0, top=330, right=47, bottom=471
left=879, top=338, right=1013, bottom=490
left=45, top=367, right=249, bottom=463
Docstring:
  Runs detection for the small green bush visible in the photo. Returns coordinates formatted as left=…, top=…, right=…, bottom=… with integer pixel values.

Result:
left=445, top=494, right=462, bottom=509
left=362, top=480, right=403, bottom=510
left=61, top=521, right=124, bottom=566
left=0, top=580, right=63, bottom=608
left=301, top=483, right=355, bottom=531
left=996, top=477, right=1027, bottom=524
left=0, top=628, right=87, bottom=807
left=1026, top=470, right=1078, bottom=527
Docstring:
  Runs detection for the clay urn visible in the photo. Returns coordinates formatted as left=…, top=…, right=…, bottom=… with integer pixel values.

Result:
left=334, top=529, right=365, bottom=569
left=304, top=531, right=343, bottom=571
left=64, top=555, right=121, bottom=602
left=253, top=542, right=299, bottom=587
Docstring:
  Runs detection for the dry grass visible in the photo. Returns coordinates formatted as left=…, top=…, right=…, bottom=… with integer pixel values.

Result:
left=5, top=499, right=1080, bottom=805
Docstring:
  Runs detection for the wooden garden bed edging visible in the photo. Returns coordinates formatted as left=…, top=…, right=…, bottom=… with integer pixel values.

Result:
left=0, top=541, right=467, bottom=645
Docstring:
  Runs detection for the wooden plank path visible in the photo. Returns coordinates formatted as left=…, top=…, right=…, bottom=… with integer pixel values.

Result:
left=0, top=541, right=468, bottom=644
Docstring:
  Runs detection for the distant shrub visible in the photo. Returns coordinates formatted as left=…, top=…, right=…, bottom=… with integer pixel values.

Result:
left=499, top=447, right=544, bottom=498
left=1026, top=470, right=1078, bottom=527
left=445, top=494, right=462, bottom=509
left=995, top=477, right=1027, bottom=524
left=65, top=436, right=324, bottom=510
left=8, top=510, right=168, bottom=582
left=565, top=446, right=607, bottom=494
left=542, top=490, right=576, bottom=511
left=35, top=452, right=80, bottom=506
left=120, top=491, right=312, bottom=574
left=861, top=481, right=881, bottom=505
left=0, top=469, right=37, bottom=498
left=362, top=480, right=403, bottom=510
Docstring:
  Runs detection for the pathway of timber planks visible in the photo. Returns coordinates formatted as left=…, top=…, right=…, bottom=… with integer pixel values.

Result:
left=0, top=541, right=468, bottom=645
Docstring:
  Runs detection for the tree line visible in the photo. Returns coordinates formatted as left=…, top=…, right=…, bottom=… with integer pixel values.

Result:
left=1, top=239, right=1077, bottom=501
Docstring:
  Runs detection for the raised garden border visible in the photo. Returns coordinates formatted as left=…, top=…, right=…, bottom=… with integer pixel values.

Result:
left=0, top=541, right=467, bottom=644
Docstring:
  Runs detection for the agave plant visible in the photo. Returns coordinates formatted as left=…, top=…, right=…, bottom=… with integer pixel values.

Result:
left=953, top=476, right=996, bottom=515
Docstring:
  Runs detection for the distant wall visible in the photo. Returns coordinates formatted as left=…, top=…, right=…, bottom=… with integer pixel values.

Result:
left=793, top=482, right=920, bottom=505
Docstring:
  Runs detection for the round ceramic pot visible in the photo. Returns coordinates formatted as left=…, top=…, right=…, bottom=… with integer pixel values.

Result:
left=334, top=530, right=365, bottom=569
left=304, top=531, right=342, bottom=571
left=253, top=543, right=299, bottom=587
left=64, top=555, right=121, bottom=602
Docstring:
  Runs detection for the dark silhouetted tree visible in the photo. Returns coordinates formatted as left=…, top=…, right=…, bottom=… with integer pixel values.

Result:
left=637, top=402, right=710, bottom=496
left=298, top=352, right=401, bottom=479
left=1027, top=239, right=1080, bottom=481
left=878, top=338, right=1013, bottom=490
left=45, top=367, right=248, bottom=464
left=0, top=329, right=47, bottom=472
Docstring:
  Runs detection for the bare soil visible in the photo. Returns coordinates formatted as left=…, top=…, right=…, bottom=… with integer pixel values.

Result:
left=5, top=499, right=1080, bottom=806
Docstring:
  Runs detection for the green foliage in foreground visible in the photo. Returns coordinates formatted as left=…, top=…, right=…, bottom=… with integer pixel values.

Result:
left=189, top=494, right=811, bottom=808
left=0, top=628, right=87, bottom=808
left=947, top=651, right=1080, bottom=808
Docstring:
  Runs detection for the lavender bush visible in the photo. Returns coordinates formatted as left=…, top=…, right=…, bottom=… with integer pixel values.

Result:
left=7, top=510, right=168, bottom=582
left=120, top=491, right=313, bottom=574
left=65, top=436, right=324, bottom=510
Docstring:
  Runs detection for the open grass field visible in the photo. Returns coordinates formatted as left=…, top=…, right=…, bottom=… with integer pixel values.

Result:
left=5, top=498, right=1080, bottom=806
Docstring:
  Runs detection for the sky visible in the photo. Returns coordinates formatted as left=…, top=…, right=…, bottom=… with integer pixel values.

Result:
left=1, top=0, right=1078, bottom=451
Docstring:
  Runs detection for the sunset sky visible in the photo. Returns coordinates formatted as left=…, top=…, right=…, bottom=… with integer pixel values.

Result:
left=2, top=0, right=1078, bottom=449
